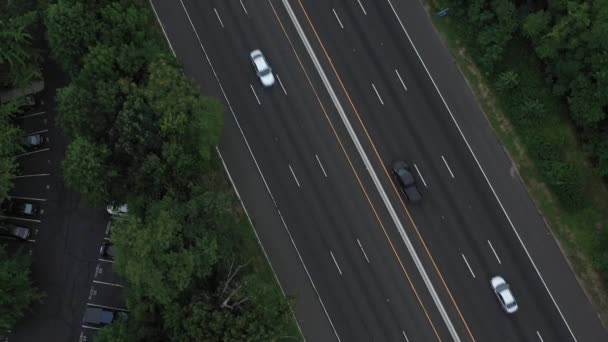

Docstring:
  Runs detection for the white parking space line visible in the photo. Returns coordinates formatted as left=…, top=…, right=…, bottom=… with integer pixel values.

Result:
left=19, top=111, right=45, bottom=119
left=240, top=0, right=248, bottom=15
left=213, top=8, right=224, bottom=28
left=488, top=240, right=501, bottom=264
left=537, top=331, right=544, bottom=342
left=357, top=0, right=367, bottom=15
left=395, top=69, right=408, bottom=92
left=441, top=155, right=455, bottom=178
left=356, top=238, right=370, bottom=263
left=276, top=74, right=287, bottom=95
left=332, top=8, right=344, bottom=29
left=98, top=258, right=114, bottom=263
left=315, top=154, right=328, bottom=178
left=288, top=164, right=301, bottom=187
left=462, top=254, right=475, bottom=278
left=86, top=303, right=128, bottom=312
left=11, top=173, right=51, bottom=179
left=402, top=330, right=410, bottom=342
left=330, top=251, right=343, bottom=275
left=371, top=83, right=384, bottom=105
left=413, top=163, right=427, bottom=187
left=81, top=325, right=101, bottom=331
left=6, top=196, right=47, bottom=201
left=25, top=129, right=48, bottom=135
left=0, top=216, right=41, bottom=223
left=93, top=280, right=124, bottom=288
left=249, top=84, right=261, bottom=105
left=16, top=148, right=51, bottom=157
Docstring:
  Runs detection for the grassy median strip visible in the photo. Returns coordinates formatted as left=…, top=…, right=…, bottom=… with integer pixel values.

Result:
left=425, top=0, right=608, bottom=323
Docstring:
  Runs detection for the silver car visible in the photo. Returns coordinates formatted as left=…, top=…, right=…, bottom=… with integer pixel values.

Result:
left=491, top=276, right=518, bottom=314
left=250, top=49, right=275, bottom=87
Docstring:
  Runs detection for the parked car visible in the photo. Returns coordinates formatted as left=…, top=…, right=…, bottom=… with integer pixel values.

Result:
left=82, top=307, right=127, bottom=327
left=391, top=161, right=422, bottom=203
left=99, top=241, right=115, bottom=259
left=491, top=276, right=518, bottom=314
left=1, top=198, right=41, bottom=217
left=0, top=222, right=31, bottom=240
left=106, top=203, right=128, bottom=216
left=250, top=49, right=275, bottom=87
left=21, top=133, right=45, bottom=150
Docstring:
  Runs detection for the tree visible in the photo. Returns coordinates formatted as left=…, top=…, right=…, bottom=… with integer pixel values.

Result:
left=63, top=137, right=113, bottom=205
left=112, top=196, right=219, bottom=306
left=0, top=11, right=42, bottom=88
left=45, top=0, right=100, bottom=75
left=0, top=101, right=23, bottom=200
left=0, top=245, right=45, bottom=331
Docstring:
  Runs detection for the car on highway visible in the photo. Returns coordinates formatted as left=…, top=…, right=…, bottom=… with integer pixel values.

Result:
left=106, top=203, right=128, bottom=216
left=0, top=222, right=31, bottom=240
left=21, top=133, right=45, bottom=150
left=491, top=276, right=518, bottom=314
left=82, top=307, right=127, bottom=327
left=1, top=198, right=41, bottom=217
left=250, top=49, right=275, bottom=87
left=391, top=161, right=422, bottom=203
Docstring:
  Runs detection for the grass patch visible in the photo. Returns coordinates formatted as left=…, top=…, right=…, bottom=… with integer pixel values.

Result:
left=427, top=0, right=608, bottom=325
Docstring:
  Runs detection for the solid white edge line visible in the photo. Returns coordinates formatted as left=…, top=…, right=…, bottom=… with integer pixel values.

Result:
left=357, top=0, right=367, bottom=15
left=356, top=238, right=370, bottom=263
left=487, top=240, right=501, bottom=265
left=385, top=1, right=577, bottom=340
left=250, top=84, right=261, bottom=105
left=216, top=147, right=306, bottom=340
left=213, top=8, right=224, bottom=28
left=332, top=8, right=344, bottom=29
left=461, top=253, right=475, bottom=278
left=280, top=0, right=460, bottom=340
left=413, top=163, right=427, bottom=187
left=330, top=251, right=343, bottom=275
left=277, top=74, right=288, bottom=95
left=277, top=209, right=342, bottom=342
left=395, top=69, right=408, bottom=92
left=240, top=0, right=249, bottom=16
left=371, top=83, right=384, bottom=105
left=167, top=1, right=334, bottom=339
left=289, top=164, right=301, bottom=187
left=148, top=0, right=176, bottom=57
left=315, top=154, right=328, bottom=178
left=402, top=330, right=410, bottom=342
left=441, top=155, right=455, bottom=178
left=537, top=331, right=545, bottom=342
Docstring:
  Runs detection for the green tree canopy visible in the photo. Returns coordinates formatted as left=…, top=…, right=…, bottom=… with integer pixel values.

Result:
left=0, top=245, right=45, bottom=331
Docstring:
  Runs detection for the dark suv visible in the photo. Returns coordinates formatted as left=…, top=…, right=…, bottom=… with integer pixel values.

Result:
left=392, top=161, right=422, bottom=203
left=1, top=198, right=41, bottom=217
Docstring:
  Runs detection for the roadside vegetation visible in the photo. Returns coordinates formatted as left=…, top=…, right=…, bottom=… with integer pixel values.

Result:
left=0, top=0, right=46, bottom=333
left=429, top=0, right=608, bottom=319
left=44, top=0, right=298, bottom=341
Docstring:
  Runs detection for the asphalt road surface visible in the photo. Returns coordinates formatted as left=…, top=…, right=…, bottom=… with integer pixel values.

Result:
left=150, top=0, right=608, bottom=341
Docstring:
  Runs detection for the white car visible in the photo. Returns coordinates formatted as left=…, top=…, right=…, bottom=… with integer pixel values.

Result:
left=106, top=203, right=128, bottom=216
left=250, top=49, right=275, bottom=87
left=491, top=276, right=518, bottom=314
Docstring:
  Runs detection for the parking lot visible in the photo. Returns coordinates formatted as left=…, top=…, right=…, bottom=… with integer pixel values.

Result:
left=2, top=61, right=127, bottom=342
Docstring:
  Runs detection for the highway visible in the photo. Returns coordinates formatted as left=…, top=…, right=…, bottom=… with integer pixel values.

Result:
left=150, top=0, right=608, bottom=341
